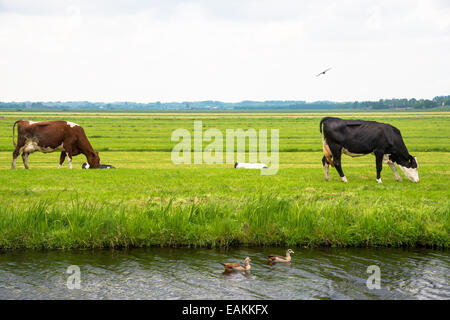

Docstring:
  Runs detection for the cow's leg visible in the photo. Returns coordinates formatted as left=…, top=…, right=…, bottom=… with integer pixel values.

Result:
left=334, top=156, right=347, bottom=182
left=21, top=152, right=30, bottom=169
left=59, top=152, right=66, bottom=169
left=328, top=145, right=346, bottom=182
left=12, top=149, right=20, bottom=169
left=65, top=152, right=73, bottom=169
left=62, top=138, right=77, bottom=169
left=374, top=152, right=384, bottom=183
left=387, top=161, right=402, bottom=182
left=322, top=156, right=330, bottom=181
left=11, top=140, right=24, bottom=169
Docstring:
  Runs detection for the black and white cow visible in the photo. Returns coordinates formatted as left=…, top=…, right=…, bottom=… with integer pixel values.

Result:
left=320, top=117, right=419, bottom=183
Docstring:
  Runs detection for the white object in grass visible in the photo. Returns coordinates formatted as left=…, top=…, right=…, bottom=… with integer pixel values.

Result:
left=234, top=162, right=268, bottom=169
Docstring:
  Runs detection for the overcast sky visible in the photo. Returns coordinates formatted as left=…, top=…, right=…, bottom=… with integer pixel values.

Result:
left=0, top=0, right=449, bottom=102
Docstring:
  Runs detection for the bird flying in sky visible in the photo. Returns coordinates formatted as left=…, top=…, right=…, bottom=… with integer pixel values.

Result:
left=316, top=67, right=332, bottom=77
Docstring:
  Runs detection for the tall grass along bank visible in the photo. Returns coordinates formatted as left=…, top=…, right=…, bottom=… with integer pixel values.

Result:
left=0, top=197, right=448, bottom=249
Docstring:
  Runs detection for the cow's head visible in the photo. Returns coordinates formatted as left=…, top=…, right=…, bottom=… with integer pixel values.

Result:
left=397, top=155, right=419, bottom=182
left=87, top=151, right=101, bottom=168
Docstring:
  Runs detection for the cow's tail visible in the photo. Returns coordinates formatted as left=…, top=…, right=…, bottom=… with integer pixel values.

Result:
left=319, top=118, right=326, bottom=141
left=12, top=120, right=21, bottom=148
left=320, top=118, right=334, bottom=167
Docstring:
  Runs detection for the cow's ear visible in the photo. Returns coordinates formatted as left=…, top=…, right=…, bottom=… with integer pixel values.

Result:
left=409, top=155, right=418, bottom=168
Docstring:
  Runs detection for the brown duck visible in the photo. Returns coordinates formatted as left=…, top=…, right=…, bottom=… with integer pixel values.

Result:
left=221, top=257, right=251, bottom=272
left=267, top=249, right=294, bottom=263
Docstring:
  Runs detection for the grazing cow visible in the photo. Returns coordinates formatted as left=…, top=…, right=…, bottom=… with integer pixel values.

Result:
left=12, top=120, right=100, bottom=169
left=320, top=117, right=419, bottom=183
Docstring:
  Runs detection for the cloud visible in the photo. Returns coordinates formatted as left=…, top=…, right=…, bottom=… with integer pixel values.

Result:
left=0, top=0, right=449, bottom=102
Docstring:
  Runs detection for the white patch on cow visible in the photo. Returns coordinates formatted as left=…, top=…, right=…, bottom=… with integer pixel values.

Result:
left=342, top=148, right=365, bottom=157
left=398, top=165, right=419, bottom=183
left=322, top=139, right=333, bottom=162
left=382, top=154, right=391, bottom=163
left=28, top=121, right=38, bottom=125
left=341, top=176, right=348, bottom=182
left=85, top=163, right=90, bottom=169
left=66, top=121, right=79, bottom=127
left=66, top=152, right=72, bottom=169
left=58, top=164, right=62, bottom=169
left=376, top=178, right=382, bottom=183
left=323, top=162, right=330, bottom=181
left=22, top=140, right=65, bottom=154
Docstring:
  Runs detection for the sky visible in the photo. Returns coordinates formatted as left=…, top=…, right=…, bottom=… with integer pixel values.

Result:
left=0, top=0, right=449, bottom=102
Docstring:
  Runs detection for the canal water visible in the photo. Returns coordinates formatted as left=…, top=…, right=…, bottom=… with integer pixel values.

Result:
left=0, top=247, right=448, bottom=300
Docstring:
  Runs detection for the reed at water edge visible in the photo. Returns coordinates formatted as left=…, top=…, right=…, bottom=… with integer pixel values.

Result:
left=0, top=196, right=447, bottom=249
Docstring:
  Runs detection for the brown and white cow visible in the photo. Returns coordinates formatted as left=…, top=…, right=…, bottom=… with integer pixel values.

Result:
left=12, top=120, right=100, bottom=169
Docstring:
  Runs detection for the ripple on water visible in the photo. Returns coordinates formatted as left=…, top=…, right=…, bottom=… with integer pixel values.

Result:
left=0, top=248, right=448, bottom=300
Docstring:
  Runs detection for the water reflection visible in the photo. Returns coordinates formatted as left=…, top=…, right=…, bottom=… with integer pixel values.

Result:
left=0, top=247, right=448, bottom=300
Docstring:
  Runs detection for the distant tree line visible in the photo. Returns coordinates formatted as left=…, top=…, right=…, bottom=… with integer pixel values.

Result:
left=0, top=95, right=448, bottom=110
left=347, top=95, right=450, bottom=110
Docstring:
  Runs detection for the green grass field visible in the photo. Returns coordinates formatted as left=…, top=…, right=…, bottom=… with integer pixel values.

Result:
left=0, top=111, right=448, bottom=249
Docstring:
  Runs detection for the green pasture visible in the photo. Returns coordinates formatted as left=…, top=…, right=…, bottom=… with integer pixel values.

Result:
left=0, top=111, right=448, bottom=249
left=1, top=111, right=449, bottom=153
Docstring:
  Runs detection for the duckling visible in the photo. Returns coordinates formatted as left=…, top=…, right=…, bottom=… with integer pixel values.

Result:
left=221, top=257, right=251, bottom=272
left=267, top=249, right=294, bottom=263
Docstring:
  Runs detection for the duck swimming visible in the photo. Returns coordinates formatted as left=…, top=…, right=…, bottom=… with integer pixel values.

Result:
left=267, top=249, right=294, bottom=263
left=221, top=257, right=251, bottom=272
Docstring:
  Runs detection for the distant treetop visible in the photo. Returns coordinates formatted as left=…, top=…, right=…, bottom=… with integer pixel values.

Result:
left=1, top=96, right=449, bottom=110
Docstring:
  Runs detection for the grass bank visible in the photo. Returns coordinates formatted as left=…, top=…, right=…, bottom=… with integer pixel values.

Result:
left=0, top=196, right=448, bottom=250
